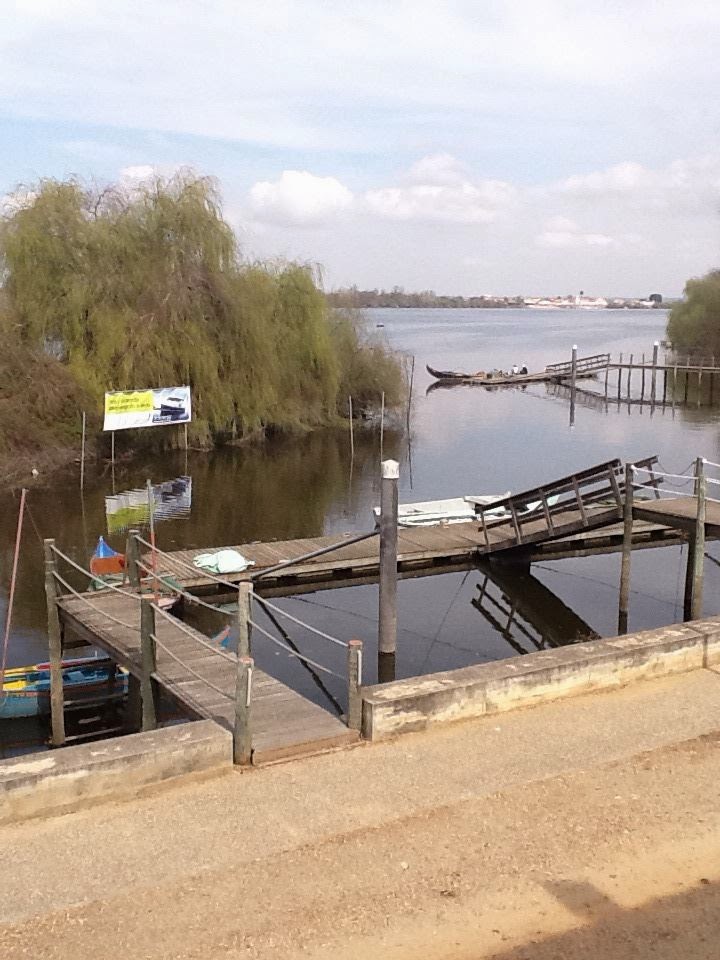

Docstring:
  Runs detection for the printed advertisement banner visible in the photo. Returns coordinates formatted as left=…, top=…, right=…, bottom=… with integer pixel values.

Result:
left=103, top=386, right=191, bottom=432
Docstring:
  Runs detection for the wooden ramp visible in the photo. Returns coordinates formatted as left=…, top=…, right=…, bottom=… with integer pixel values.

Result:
left=57, top=590, right=358, bottom=764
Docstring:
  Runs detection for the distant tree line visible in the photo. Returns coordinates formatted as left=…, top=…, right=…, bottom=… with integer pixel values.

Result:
left=327, top=286, right=522, bottom=309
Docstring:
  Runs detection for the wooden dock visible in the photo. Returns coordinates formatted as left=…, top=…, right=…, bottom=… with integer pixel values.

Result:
left=55, top=589, right=358, bottom=764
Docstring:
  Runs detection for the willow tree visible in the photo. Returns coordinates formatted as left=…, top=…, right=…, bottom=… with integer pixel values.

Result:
left=667, top=270, right=720, bottom=357
left=0, top=172, right=405, bottom=445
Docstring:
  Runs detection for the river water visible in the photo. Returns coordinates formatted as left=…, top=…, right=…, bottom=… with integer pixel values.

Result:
left=3, top=307, right=720, bottom=742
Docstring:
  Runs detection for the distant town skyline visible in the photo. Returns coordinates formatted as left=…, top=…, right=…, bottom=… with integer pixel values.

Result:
left=2, top=2, right=720, bottom=297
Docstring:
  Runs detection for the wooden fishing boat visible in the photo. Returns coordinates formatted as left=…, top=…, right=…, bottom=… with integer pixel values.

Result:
left=426, top=364, right=556, bottom=386
left=1, top=658, right=127, bottom=719
left=373, top=494, right=511, bottom=527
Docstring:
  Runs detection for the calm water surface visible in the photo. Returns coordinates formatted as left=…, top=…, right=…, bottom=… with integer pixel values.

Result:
left=3, top=307, right=720, bottom=739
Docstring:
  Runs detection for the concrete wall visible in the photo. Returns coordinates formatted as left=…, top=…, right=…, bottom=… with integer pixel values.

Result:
left=362, top=618, right=720, bottom=741
left=0, top=720, right=232, bottom=824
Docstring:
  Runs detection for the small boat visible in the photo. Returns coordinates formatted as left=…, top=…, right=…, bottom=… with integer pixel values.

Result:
left=1, top=658, right=128, bottom=719
left=90, top=536, right=126, bottom=583
left=373, top=494, right=511, bottom=527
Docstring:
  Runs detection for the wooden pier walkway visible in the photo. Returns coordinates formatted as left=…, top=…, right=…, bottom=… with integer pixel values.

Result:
left=55, top=587, right=358, bottom=764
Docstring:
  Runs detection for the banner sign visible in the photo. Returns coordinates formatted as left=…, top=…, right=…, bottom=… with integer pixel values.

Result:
left=103, top=386, right=191, bottom=432
left=105, top=476, right=192, bottom=534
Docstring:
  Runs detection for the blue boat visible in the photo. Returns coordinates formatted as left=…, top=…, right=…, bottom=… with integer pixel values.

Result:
left=1, top=658, right=128, bottom=720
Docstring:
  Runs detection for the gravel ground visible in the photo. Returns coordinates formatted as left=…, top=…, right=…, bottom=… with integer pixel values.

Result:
left=3, top=669, right=720, bottom=958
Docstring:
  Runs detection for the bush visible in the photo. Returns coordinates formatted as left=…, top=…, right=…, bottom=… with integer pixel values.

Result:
left=667, top=270, right=720, bottom=356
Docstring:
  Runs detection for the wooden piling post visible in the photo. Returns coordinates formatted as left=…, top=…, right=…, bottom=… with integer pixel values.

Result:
left=126, top=527, right=141, bottom=590
left=689, top=458, right=706, bottom=620
left=617, top=352, right=623, bottom=400
left=570, top=344, right=577, bottom=426
left=684, top=359, right=690, bottom=402
left=662, top=368, right=668, bottom=405
left=604, top=362, right=609, bottom=401
left=640, top=354, right=646, bottom=401
left=237, top=581, right=253, bottom=658
left=378, top=459, right=399, bottom=656
left=43, top=538, right=66, bottom=747
left=651, top=341, right=659, bottom=402
left=233, top=655, right=253, bottom=765
left=346, top=638, right=363, bottom=730
left=618, top=464, right=633, bottom=635
left=379, top=391, right=385, bottom=463
left=627, top=355, right=633, bottom=397
left=140, top=598, right=158, bottom=731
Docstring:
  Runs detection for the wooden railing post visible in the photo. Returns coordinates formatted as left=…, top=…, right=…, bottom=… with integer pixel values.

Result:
left=234, top=655, right=253, bottom=765
left=126, top=527, right=141, bottom=590
left=140, top=598, right=158, bottom=731
left=378, top=459, right=399, bottom=656
left=689, top=457, right=706, bottom=620
left=237, top=581, right=253, bottom=658
left=347, top=638, right=363, bottom=731
left=43, top=538, right=66, bottom=747
left=618, top=464, right=633, bottom=635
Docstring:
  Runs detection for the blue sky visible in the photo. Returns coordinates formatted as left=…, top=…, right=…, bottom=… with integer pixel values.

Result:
left=3, top=0, right=720, bottom=296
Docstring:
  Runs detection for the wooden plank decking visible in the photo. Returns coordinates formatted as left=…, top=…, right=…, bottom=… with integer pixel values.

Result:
left=56, top=590, right=358, bottom=764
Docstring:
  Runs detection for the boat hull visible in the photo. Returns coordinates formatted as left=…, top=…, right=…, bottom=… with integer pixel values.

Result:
left=1, top=659, right=127, bottom=720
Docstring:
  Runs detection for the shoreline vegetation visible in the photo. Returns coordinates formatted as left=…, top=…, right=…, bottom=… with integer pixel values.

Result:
left=667, top=270, right=720, bottom=357
left=0, top=172, right=406, bottom=484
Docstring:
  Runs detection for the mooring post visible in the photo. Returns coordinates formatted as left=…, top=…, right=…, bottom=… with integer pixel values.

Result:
left=140, top=598, right=158, bottom=731
left=378, top=458, right=399, bottom=656
left=627, top=354, right=633, bottom=398
left=617, top=352, right=623, bottom=401
left=406, top=355, right=415, bottom=433
left=126, top=527, right=141, bottom=590
left=569, top=344, right=577, bottom=427
left=640, top=353, right=646, bottom=401
left=618, top=464, right=633, bottom=635
left=233, top=655, right=253, bottom=765
left=43, top=538, right=66, bottom=747
left=346, top=638, right=363, bottom=731
left=691, top=457, right=706, bottom=620
left=651, top=341, right=659, bottom=402
left=237, top=581, right=253, bottom=658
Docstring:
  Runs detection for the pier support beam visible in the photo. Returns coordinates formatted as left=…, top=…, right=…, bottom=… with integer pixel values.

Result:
left=237, top=582, right=253, bottom=658
left=378, top=459, right=399, bottom=657
left=233, top=656, right=253, bottom=765
left=569, top=344, right=577, bottom=427
left=140, top=598, right=158, bottom=731
left=651, top=341, right=659, bottom=402
left=684, top=458, right=706, bottom=621
left=43, top=538, right=66, bottom=747
left=618, top=464, right=633, bottom=635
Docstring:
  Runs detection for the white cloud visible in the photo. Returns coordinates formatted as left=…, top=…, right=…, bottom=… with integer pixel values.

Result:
left=248, top=170, right=354, bottom=226
left=119, top=164, right=157, bottom=182
left=405, top=154, right=468, bottom=186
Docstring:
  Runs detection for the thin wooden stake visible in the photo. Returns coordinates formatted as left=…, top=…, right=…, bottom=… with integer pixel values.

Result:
left=80, top=410, right=86, bottom=491
left=651, top=341, right=659, bottom=402
left=406, top=355, right=415, bottom=433
left=379, top=391, right=385, bottom=463
left=569, top=344, right=577, bottom=427
left=348, top=395, right=355, bottom=461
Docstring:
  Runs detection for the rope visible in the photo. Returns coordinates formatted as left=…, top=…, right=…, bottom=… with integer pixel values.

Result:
left=50, top=544, right=144, bottom=602
left=247, top=618, right=345, bottom=679
left=150, top=634, right=234, bottom=700
left=136, top=560, right=235, bottom=617
left=253, top=594, right=348, bottom=648
left=151, top=602, right=236, bottom=663
left=631, top=466, right=690, bottom=483
left=1, top=489, right=26, bottom=695
left=52, top=571, right=138, bottom=630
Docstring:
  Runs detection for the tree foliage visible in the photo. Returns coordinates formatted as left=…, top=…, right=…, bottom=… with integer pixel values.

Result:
left=667, top=270, right=720, bottom=356
left=0, top=172, right=404, bottom=447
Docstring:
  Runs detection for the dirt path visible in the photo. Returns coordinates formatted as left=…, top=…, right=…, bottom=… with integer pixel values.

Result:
left=3, top=672, right=720, bottom=958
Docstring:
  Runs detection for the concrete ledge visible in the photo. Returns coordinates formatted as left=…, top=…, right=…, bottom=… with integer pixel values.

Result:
left=0, top=720, right=232, bottom=824
left=362, top=619, right=720, bottom=740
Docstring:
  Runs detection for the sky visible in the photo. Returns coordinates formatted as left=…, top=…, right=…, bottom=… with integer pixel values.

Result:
left=2, top=0, right=720, bottom=297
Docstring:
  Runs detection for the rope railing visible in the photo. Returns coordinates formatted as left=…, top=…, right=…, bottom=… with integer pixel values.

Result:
left=247, top=617, right=346, bottom=679
left=149, top=633, right=234, bottom=700
left=135, top=559, right=237, bottom=618
left=50, top=543, right=144, bottom=602
left=252, top=594, right=349, bottom=648
left=52, top=570, right=139, bottom=630
left=151, top=600, right=237, bottom=664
